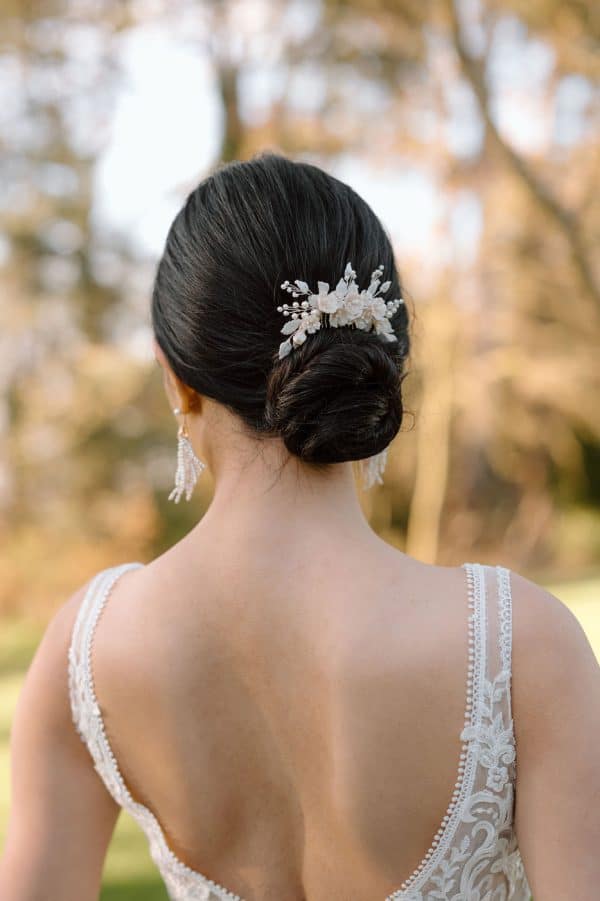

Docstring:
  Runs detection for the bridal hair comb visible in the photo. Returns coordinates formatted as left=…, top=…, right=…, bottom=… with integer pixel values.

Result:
left=277, top=261, right=404, bottom=359
left=276, top=261, right=403, bottom=490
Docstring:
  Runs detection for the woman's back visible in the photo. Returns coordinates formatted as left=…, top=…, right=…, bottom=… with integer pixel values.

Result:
left=69, top=534, right=531, bottom=899
left=3, top=153, right=599, bottom=901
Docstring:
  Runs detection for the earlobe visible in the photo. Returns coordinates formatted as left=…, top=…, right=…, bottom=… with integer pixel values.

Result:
left=187, top=390, right=202, bottom=413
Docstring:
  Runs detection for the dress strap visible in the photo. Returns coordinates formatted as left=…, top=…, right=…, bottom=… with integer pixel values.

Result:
left=68, top=562, right=244, bottom=900
left=67, top=562, right=145, bottom=804
left=495, top=565, right=514, bottom=718
left=388, top=561, right=488, bottom=897
left=463, top=563, right=515, bottom=777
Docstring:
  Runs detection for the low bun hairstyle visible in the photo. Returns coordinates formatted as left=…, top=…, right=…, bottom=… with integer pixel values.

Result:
left=151, top=152, right=410, bottom=468
left=265, top=330, right=403, bottom=464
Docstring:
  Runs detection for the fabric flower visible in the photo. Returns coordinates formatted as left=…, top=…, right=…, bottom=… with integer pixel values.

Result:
left=317, top=289, right=344, bottom=315
left=487, top=765, right=509, bottom=793
left=277, top=262, right=403, bottom=359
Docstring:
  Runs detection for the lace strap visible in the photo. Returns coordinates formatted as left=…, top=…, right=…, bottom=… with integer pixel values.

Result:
left=386, top=561, right=488, bottom=898
left=68, top=562, right=245, bottom=900
left=68, top=568, right=115, bottom=737
left=495, top=565, right=513, bottom=717
left=67, top=563, right=144, bottom=788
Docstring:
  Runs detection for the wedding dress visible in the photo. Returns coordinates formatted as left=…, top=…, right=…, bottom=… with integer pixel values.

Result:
left=68, top=561, right=532, bottom=900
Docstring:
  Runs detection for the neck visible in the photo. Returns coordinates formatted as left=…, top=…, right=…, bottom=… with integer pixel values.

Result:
left=192, top=443, right=376, bottom=549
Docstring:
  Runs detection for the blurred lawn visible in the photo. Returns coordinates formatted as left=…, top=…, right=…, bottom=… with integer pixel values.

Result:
left=0, top=573, right=598, bottom=897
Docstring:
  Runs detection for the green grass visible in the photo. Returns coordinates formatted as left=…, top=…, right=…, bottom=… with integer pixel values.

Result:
left=0, top=575, right=598, bottom=896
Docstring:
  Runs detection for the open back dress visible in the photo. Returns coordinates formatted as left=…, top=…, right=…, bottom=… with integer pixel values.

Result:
left=68, top=561, right=532, bottom=900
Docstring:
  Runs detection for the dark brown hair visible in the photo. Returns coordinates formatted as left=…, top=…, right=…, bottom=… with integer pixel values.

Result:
left=151, top=151, right=410, bottom=468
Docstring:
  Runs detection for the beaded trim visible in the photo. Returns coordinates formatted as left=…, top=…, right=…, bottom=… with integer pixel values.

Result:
left=385, top=561, right=486, bottom=899
left=496, top=565, right=513, bottom=682
left=496, top=565, right=515, bottom=786
left=68, top=562, right=244, bottom=901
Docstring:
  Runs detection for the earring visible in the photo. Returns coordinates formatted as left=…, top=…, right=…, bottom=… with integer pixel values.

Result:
left=168, top=407, right=206, bottom=503
left=360, top=448, right=388, bottom=490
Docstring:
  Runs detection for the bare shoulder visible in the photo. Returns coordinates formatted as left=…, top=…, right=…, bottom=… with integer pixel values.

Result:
left=28, top=576, right=94, bottom=690
left=508, top=567, right=588, bottom=642
left=504, top=569, right=600, bottom=892
left=27, top=575, right=88, bottom=641
left=27, top=565, right=138, bottom=712
left=10, top=574, right=101, bottom=747
left=507, top=566, right=600, bottom=744
left=508, top=567, right=598, bottom=677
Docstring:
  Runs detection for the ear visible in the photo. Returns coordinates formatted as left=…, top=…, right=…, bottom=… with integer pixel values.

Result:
left=153, top=337, right=168, bottom=368
left=153, top=338, right=179, bottom=397
left=153, top=338, right=201, bottom=414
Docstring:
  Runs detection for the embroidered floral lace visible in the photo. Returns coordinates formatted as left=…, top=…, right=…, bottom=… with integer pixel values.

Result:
left=68, top=561, right=531, bottom=900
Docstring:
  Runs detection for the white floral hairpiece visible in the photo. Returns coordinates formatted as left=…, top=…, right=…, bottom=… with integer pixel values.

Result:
left=276, top=262, right=404, bottom=359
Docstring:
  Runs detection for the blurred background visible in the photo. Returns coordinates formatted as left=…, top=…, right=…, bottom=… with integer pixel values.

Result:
left=1, top=0, right=598, bottom=896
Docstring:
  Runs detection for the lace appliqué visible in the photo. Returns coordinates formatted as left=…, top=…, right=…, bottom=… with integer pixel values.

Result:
left=388, top=563, right=531, bottom=901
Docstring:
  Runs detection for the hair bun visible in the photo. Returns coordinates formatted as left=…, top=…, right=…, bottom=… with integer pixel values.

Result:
left=265, top=328, right=404, bottom=465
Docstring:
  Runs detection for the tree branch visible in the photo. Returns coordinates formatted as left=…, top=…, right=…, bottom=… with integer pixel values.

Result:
left=445, top=0, right=599, bottom=311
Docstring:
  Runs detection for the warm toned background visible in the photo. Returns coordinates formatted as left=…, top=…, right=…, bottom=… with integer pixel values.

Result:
left=1, top=0, right=598, bottom=896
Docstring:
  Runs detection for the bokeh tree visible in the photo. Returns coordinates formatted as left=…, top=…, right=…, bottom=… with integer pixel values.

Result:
left=1, top=0, right=598, bottom=618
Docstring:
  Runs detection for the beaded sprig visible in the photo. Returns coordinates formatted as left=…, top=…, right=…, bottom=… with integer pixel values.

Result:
left=167, top=420, right=206, bottom=503
left=277, top=261, right=404, bottom=359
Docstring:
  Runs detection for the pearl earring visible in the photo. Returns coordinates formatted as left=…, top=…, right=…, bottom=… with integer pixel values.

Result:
left=168, top=407, right=206, bottom=503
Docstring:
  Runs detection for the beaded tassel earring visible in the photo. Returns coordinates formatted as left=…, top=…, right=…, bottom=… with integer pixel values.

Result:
left=168, top=407, right=206, bottom=503
left=360, top=448, right=388, bottom=490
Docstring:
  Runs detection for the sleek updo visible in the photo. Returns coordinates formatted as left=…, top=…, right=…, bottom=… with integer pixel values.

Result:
left=151, top=152, right=410, bottom=467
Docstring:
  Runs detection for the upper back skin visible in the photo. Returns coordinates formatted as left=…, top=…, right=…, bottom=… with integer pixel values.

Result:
left=93, top=529, right=478, bottom=900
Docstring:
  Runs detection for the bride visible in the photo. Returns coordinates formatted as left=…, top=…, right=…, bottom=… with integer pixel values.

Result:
left=1, top=151, right=599, bottom=900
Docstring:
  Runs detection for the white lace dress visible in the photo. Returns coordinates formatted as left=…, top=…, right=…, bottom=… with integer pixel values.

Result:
left=68, top=561, right=532, bottom=900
